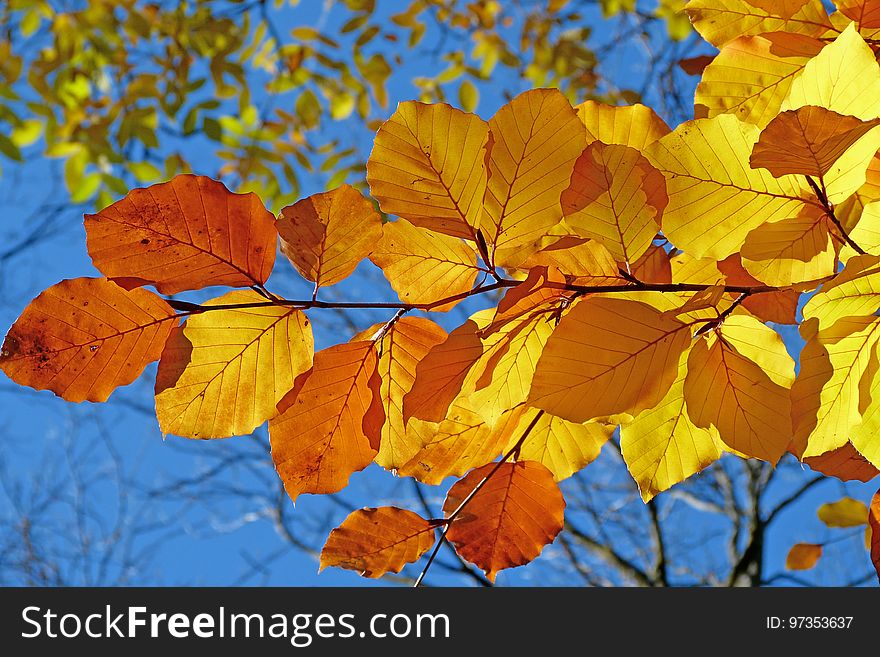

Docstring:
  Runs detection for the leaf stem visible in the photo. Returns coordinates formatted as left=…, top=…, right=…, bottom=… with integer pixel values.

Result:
left=413, top=408, right=545, bottom=587
left=806, top=175, right=867, bottom=255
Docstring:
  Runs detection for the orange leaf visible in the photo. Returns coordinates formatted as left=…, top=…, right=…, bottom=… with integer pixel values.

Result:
left=269, top=341, right=384, bottom=502
left=870, top=488, right=880, bottom=583
left=803, top=442, right=879, bottom=482
left=366, top=101, right=488, bottom=240
left=484, top=88, right=586, bottom=264
left=529, top=296, right=690, bottom=423
left=369, top=218, right=479, bottom=311
left=402, top=314, right=486, bottom=423
left=0, top=277, right=175, bottom=402
left=277, top=184, right=383, bottom=288
left=84, top=175, right=277, bottom=294
left=352, top=317, right=448, bottom=471
left=154, top=290, right=313, bottom=439
left=319, top=507, right=437, bottom=578
left=750, top=106, right=880, bottom=178
left=785, top=543, right=823, bottom=570
left=562, top=142, right=667, bottom=263
left=443, top=460, right=565, bottom=582
left=837, top=0, right=880, bottom=29
left=630, top=244, right=672, bottom=284
left=717, top=253, right=799, bottom=324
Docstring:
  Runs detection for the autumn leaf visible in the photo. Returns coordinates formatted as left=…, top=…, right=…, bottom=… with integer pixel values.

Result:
left=647, top=113, right=812, bottom=259
left=870, top=489, right=880, bottom=582
left=369, top=218, right=480, bottom=311
left=802, top=254, right=880, bottom=330
left=739, top=207, right=835, bottom=286
left=684, top=0, right=832, bottom=48
left=529, top=296, right=690, bottom=423
left=817, top=497, right=869, bottom=528
left=402, top=311, right=489, bottom=424
left=398, top=403, right=524, bottom=485
left=517, top=237, right=623, bottom=286
left=269, top=341, right=384, bottom=502
left=84, top=175, right=277, bottom=294
left=0, top=277, right=175, bottom=402
left=576, top=100, right=671, bottom=150
left=319, top=507, right=438, bottom=578
left=154, top=289, right=313, bottom=439
left=837, top=0, right=880, bottom=29
left=804, top=442, right=879, bottom=482
left=443, top=460, right=565, bottom=582
left=352, top=317, right=447, bottom=472
left=685, top=316, right=794, bottom=463
left=785, top=543, right=822, bottom=570
left=366, top=100, right=488, bottom=240
left=621, top=348, right=722, bottom=501
left=483, top=88, right=586, bottom=265
left=791, top=316, right=880, bottom=458
left=694, top=32, right=823, bottom=128
left=508, top=411, right=613, bottom=481
left=717, top=253, right=799, bottom=324
left=750, top=106, right=880, bottom=179
left=277, top=184, right=383, bottom=289
left=782, top=24, right=880, bottom=122
left=561, top=141, right=667, bottom=264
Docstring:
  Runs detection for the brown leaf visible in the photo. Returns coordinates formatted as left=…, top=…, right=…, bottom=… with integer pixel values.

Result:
left=750, top=106, right=880, bottom=178
left=804, top=442, right=879, bottom=482
left=717, top=253, right=799, bottom=324
left=319, top=507, right=437, bottom=578
left=269, top=341, right=384, bottom=501
left=785, top=543, right=822, bottom=570
left=278, top=184, right=383, bottom=288
left=870, top=488, right=880, bottom=583
left=678, top=55, right=715, bottom=76
left=0, top=277, right=175, bottom=402
left=443, top=460, right=565, bottom=582
left=84, top=175, right=277, bottom=294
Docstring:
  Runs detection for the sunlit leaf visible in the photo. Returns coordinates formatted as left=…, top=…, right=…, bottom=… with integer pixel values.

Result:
left=785, top=543, right=822, bottom=570
left=817, top=497, right=869, bottom=527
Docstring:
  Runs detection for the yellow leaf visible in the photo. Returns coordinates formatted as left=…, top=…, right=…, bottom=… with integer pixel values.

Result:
left=0, top=278, right=175, bottom=403
left=684, top=319, right=793, bottom=463
left=719, top=315, right=796, bottom=387
left=398, top=403, right=523, bottom=485
left=369, top=219, right=480, bottom=311
left=791, top=316, right=880, bottom=458
left=850, top=341, right=880, bottom=468
left=620, top=349, right=722, bottom=501
left=517, top=237, right=623, bottom=286
left=783, top=23, right=880, bottom=121
left=750, top=106, right=880, bottom=178
left=671, top=252, right=725, bottom=284
left=575, top=100, right=671, bottom=150
left=277, top=184, right=383, bottom=288
left=483, top=89, right=586, bottom=264
left=155, top=290, right=313, bottom=439
left=647, top=114, right=812, bottom=259
left=817, top=497, right=869, bottom=527
left=269, top=341, right=384, bottom=501
left=561, top=142, right=667, bottom=263
left=352, top=317, right=447, bottom=472
left=802, top=254, right=880, bottom=330
left=319, top=507, right=437, bottom=578
left=740, top=208, right=836, bottom=286
left=847, top=200, right=880, bottom=255
left=684, top=0, right=832, bottom=48
left=508, top=411, right=613, bottom=481
left=366, top=101, right=488, bottom=239
left=443, top=460, right=565, bottom=582
left=785, top=543, right=823, bottom=570
left=661, top=285, right=726, bottom=323
left=695, top=33, right=823, bottom=128
left=528, top=297, right=690, bottom=423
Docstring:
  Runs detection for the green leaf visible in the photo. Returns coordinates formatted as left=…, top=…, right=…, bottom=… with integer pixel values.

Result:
left=129, top=161, right=163, bottom=183
left=70, top=172, right=102, bottom=203
left=0, top=132, right=22, bottom=161
left=458, top=79, right=479, bottom=112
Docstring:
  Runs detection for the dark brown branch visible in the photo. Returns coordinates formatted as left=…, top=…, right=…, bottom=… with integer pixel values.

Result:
left=806, top=175, right=867, bottom=255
